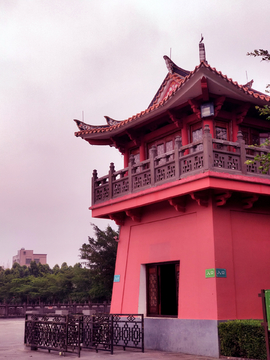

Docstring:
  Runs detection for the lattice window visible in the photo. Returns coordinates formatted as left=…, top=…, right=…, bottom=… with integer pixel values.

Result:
left=213, top=153, right=239, bottom=170
left=181, top=154, right=203, bottom=174
left=155, top=165, right=175, bottom=182
left=95, top=186, right=109, bottom=201
left=132, top=172, right=151, bottom=189
left=149, top=272, right=158, bottom=308
left=113, top=180, right=129, bottom=197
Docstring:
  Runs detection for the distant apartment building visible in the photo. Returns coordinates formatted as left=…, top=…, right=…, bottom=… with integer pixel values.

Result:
left=12, top=248, right=47, bottom=267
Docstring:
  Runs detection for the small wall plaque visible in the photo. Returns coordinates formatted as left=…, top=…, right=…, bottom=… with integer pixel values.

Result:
left=216, top=269, right=227, bottom=278
left=114, top=275, right=120, bottom=282
left=205, top=269, right=215, bottom=278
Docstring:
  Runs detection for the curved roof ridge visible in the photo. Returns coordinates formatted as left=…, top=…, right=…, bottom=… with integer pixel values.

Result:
left=163, top=55, right=190, bottom=77
left=148, top=73, right=184, bottom=108
left=74, top=61, right=270, bottom=137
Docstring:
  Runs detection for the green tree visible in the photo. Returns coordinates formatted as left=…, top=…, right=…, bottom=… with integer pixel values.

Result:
left=80, top=224, right=118, bottom=301
left=29, top=261, right=39, bottom=277
left=69, top=263, right=92, bottom=302
left=52, top=264, right=60, bottom=274
left=245, top=49, right=270, bottom=172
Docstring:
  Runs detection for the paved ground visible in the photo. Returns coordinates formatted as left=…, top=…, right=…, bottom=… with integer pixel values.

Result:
left=0, top=318, right=222, bottom=360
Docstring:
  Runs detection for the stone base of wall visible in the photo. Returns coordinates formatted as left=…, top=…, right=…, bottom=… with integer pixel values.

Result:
left=144, top=318, right=219, bottom=358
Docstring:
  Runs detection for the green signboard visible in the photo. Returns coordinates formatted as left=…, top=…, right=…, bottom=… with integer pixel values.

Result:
left=265, top=290, right=270, bottom=331
left=205, top=268, right=227, bottom=278
left=205, top=269, right=215, bottom=278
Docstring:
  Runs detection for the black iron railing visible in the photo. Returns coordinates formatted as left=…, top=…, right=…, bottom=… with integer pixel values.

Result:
left=24, top=313, right=144, bottom=357
left=25, top=313, right=81, bottom=357
left=81, top=313, right=144, bottom=354
left=92, top=125, right=270, bottom=205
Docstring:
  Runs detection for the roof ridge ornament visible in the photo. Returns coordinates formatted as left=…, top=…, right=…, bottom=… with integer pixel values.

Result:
left=243, top=79, right=254, bottom=89
left=104, top=116, right=122, bottom=126
left=164, top=55, right=174, bottom=74
left=199, top=34, right=207, bottom=64
left=163, top=55, right=190, bottom=77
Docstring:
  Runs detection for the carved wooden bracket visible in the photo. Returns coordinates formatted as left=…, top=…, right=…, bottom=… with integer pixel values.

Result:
left=189, top=99, right=201, bottom=120
left=215, top=191, right=232, bottom=206
left=190, top=191, right=208, bottom=207
left=110, top=137, right=125, bottom=154
left=125, top=209, right=141, bottom=222
left=242, top=194, right=259, bottom=209
left=109, top=213, right=125, bottom=226
left=235, top=104, right=250, bottom=124
left=214, top=96, right=226, bottom=117
left=201, top=77, right=209, bottom=102
left=168, top=196, right=186, bottom=212
left=168, top=111, right=182, bottom=129
left=125, top=130, right=141, bottom=147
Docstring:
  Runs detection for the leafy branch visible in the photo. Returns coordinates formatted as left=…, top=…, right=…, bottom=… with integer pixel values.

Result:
left=245, top=139, right=270, bottom=174
left=247, top=49, right=270, bottom=62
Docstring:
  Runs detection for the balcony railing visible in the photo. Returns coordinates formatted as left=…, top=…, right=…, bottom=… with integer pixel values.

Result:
left=92, top=125, right=270, bottom=206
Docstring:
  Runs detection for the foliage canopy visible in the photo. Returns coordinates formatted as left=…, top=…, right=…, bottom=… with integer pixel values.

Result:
left=79, top=224, right=118, bottom=301
left=0, top=224, right=118, bottom=304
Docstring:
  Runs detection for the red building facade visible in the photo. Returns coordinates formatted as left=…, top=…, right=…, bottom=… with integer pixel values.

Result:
left=74, top=44, right=270, bottom=357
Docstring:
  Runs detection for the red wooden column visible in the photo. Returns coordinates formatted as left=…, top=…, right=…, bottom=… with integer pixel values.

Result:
left=182, top=122, right=188, bottom=146
left=123, top=150, right=129, bottom=168
left=139, top=141, right=145, bottom=161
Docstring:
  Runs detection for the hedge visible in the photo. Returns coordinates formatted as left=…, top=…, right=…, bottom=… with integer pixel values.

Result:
left=218, top=320, right=266, bottom=360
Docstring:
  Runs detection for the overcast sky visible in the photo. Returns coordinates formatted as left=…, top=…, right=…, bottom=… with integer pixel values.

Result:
left=0, top=0, right=269, bottom=268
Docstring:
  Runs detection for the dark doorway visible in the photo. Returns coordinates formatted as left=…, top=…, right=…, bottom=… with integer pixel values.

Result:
left=146, top=262, right=179, bottom=316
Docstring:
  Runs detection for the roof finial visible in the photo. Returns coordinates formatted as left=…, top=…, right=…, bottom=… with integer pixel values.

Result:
left=200, top=34, right=204, bottom=43
left=199, top=34, right=207, bottom=64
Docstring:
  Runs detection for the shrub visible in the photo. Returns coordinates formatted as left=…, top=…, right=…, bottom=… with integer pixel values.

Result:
left=218, top=319, right=266, bottom=360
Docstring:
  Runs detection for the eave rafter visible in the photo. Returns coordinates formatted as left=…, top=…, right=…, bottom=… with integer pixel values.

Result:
left=125, top=130, right=141, bottom=147
left=110, top=137, right=126, bottom=154
left=214, top=96, right=226, bottom=117
left=241, top=193, right=259, bottom=209
left=190, top=191, right=209, bottom=207
left=235, top=104, right=250, bottom=124
left=125, top=208, right=142, bottom=222
left=189, top=99, right=201, bottom=120
left=168, top=110, right=183, bottom=129
left=109, top=213, right=126, bottom=226
left=215, top=190, right=232, bottom=206
left=168, top=196, right=186, bottom=212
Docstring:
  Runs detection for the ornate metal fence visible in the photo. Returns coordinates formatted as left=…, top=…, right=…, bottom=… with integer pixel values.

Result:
left=24, top=313, right=81, bottom=357
left=81, top=313, right=144, bottom=354
left=112, top=314, right=144, bottom=351
left=24, top=313, right=144, bottom=357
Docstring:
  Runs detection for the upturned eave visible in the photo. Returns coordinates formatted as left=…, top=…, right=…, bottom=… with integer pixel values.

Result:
left=74, top=62, right=270, bottom=144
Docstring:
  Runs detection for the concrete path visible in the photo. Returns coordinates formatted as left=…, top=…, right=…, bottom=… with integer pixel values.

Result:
left=0, top=318, right=221, bottom=360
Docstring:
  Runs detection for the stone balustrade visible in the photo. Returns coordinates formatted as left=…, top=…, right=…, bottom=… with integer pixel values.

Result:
left=92, top=125, right=270, bottom=206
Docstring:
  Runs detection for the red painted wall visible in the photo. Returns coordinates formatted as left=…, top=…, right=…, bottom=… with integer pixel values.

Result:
left=212, top=200, right=270, bottom=320
left=111, top=199, right=218, bottom=319
left=111, top=195, right=270, bottom=321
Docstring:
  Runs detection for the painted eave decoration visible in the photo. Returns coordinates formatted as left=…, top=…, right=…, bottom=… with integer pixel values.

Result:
left=74, top=55, right=270, bottom=144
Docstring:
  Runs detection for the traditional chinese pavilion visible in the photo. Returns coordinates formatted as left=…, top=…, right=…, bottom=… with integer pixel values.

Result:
left=74, top=42, right=270, bottom=357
